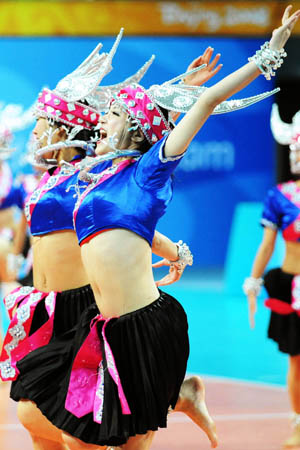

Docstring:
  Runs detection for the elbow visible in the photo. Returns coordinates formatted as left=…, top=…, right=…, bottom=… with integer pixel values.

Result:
left=152, top=234, right=161, bottom=253
left=198, top=91, right=222, bottom=115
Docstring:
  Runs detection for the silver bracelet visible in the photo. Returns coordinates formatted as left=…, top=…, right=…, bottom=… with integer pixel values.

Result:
left=170, top=240, right=193, bottom=274
left=6, top=253, right=25, bottom=273
left=248, top=41, right=287, bottom=80
left=242, top=276, right=264, bottom=296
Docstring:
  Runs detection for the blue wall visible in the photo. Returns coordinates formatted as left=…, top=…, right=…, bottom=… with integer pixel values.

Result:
left=0, top=36, right=275, bottom=266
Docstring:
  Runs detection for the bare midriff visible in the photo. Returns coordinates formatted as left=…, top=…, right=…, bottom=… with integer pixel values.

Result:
left=80, top=228, right=159, bottom=318
left=282, top=241, right=300, bottom=274
left=32, top=230, right=89, bottom=292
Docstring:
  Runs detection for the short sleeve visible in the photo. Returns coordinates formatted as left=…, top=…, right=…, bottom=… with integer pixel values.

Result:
left=0, top=182, right=24, bottom=210
left=134, top=135, right=185, bottom=189
left=260, top=187, right=281, bottom=230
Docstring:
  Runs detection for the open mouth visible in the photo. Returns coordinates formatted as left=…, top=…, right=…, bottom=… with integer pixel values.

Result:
left=97, top=129, right=107, bottom=144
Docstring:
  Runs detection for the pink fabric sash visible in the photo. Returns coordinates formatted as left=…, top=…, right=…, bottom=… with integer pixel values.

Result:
left=65, top=314, right=131, bottom=424
left=0, top=286, right=57, bottom=381
left=265, top=274, right=300, bottom=316
left=264, top=298, right=298, bottom=315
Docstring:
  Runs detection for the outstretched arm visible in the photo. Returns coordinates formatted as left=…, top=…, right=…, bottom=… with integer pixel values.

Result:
left=244, top=227, right=277, bottom=328
left=165, top=5, right=300, bottom=158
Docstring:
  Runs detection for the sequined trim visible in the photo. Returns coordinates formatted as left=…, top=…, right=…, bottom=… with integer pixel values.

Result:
left=159, top=142, right=185, bottom=163
left=279, top=181, right=300, bottom=206
left=4, top=286, right=35, bottom=314
left=260, top=218, right=278, bottom=230
left=292, top=276, right=300, bottom=311
left=0, top=287, right=57, bottom=382
left=95, top=361, right=105, bottom=423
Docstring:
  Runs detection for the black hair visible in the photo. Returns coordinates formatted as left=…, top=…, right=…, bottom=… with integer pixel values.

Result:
left=136, top=106, right=173, bottom=154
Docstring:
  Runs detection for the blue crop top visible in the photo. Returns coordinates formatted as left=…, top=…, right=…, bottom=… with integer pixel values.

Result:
left=24, top=158, right=83, bottom=236
left=74, top=136, right=184, bottom=246
left=0, top=174, right=39, bottom=211
left=261, top=181, right=300, bottom=242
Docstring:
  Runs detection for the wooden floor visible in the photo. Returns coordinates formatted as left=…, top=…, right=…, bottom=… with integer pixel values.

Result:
left=0, top=376, right=292, bottom=450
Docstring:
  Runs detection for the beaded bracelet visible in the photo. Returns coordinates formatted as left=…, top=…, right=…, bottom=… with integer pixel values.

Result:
left=248, top=41, right=287, bottom=80
left=242, top=276, right=264, bottom=296
left=170, top=240, right=193, bottom=274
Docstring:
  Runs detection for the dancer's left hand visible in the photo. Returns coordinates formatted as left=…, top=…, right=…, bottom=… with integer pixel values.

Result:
left=184, top=47, right=223, bottom=86
left=153, top=258, right=183, bottom=286
left=269, top=5, right=300, bottom=51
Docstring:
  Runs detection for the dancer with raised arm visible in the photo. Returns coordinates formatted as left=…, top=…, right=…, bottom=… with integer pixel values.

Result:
left=244, top=103, right=300, bottom=448
left=53, top=6, right=298, bottom=450
left=0, top=31, right=223, bottom=449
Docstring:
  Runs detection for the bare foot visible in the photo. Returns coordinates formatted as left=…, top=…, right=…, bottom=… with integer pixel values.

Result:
left=284, top=424, right=300, bottom=448
left=174, top=376, right=218, bottom=448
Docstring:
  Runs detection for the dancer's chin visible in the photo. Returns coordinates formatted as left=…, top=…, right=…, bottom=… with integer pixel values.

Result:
left=95, top=140, right=109, bottom=156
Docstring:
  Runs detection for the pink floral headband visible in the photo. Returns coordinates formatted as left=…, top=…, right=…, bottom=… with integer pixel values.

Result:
left=36, top=88, right=101, bottom=130
left=113, top=84, right=171, bottom=144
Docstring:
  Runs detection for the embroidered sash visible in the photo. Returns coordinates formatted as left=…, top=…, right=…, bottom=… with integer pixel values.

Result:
left=65, top=314, right=131, bottom=424
left=0, top=286, right=57, bottom=381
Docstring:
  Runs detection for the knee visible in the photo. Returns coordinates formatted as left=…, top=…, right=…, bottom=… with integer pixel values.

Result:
left=62, top=432, right=106, bottom=449
left=17, top=399, right=63, bottom=443
left=61, top=432, right=88, bottom=450
left=290, top=356, right=300, bottom=377
left=17, top=400, right=39, bottom=431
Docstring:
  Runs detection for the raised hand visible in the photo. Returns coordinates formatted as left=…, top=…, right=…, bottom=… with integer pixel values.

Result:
left=270, top=5, right=300, bottom=51
left=184, top=47, right=222, bottom=86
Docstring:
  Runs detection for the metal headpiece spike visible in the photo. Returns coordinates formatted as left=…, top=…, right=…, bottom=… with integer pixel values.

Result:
left=270, top=103, right=300, bottom=146
left=54, top=28, right=124, bottom=102
left=162, top=64, right=207, bottom=86
left=93, top=55, right=156, bottom=111
left=148, top=83, right=280, bottom=115
left=213, top=88, right=280, bottom=114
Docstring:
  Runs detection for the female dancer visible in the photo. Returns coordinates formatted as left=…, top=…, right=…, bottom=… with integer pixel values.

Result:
left=0, top=38, right=222, bottom=450
left=47, top=6, right=298, bottom=450
left=244, top=103, right=300, bottom=447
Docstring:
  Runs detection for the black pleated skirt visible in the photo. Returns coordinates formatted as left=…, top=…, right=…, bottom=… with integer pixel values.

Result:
left=10, top=287, right=189, bottom=446
left=264, top=267, right=300, bottom=355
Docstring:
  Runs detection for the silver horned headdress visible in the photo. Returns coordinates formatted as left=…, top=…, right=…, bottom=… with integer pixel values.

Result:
left=147, top=73, right=280, bottom=115
left=33, top=29, right=155, bottom=167
left=271, top=104, right=300, bottom=148
left=0, top=102, right=35, bottom=160
left=112, top=63, right=280, bottom=147
left=270, top=103, right=300, bottom=174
